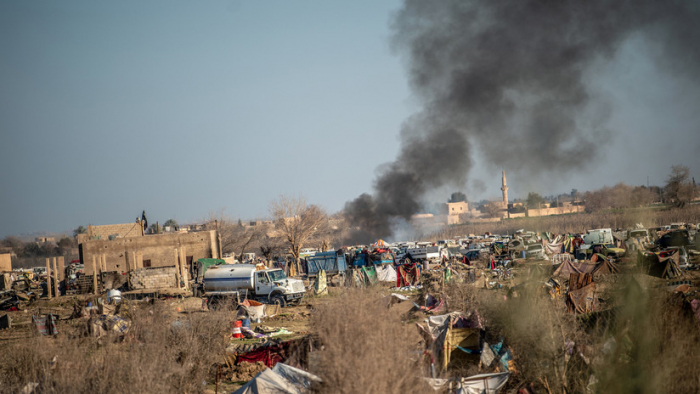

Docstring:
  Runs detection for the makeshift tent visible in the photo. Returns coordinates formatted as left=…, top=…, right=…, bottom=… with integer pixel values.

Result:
left=233, top=363, right=321, bottom=394
left=592, top=258, right=620, bottom=275
left=643, top=250, right=682, bottom=279
left=567, top=282, right=597, bottom=314
left=553, top=260, right=597, bottom=278
left=372, top=239, right=387, bottom=248
left=545, top=243, right=564, bottom=255
left=361, top=265, right=377, bottom=285
left=424, top=372, right=510, bottom=394
left=375, top=264, right=397, bottom=283
left=397, top=262, right=420, bottom=287
left=417, top=312, right=482, bottom=372
left=457, top=372, right=510, bottom=394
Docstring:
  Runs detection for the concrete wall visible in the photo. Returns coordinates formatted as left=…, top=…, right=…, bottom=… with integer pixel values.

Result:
left=466, top=217, right=502, bottom=223
left=129, top=267, right=178, bottom=290
left=83, top=222, right=144, bottom=241
left=0, top=253, right=11, bottom=272
left=527, top=205, right=585, bottom=217
left=81, top=230, right=219, bottom=275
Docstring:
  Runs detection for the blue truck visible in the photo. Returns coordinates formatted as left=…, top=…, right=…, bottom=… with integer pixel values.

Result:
left=306, top=251, right=348, bottom=278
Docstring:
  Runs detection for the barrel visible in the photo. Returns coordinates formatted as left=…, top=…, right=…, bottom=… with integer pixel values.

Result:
left=231, top=320, right=242, bottom=338
left=521, top=251, right=526, bottom=259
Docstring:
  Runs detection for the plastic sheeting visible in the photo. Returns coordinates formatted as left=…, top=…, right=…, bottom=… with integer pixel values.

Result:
left=376, top=264, right=398, bottom=283
left=233, top=363, right=321, bottom=394
left=457, top=372, right=510, bottom=394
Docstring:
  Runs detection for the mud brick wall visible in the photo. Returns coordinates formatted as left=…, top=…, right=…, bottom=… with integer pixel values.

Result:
left=81, top=230, right=219, bottom=275
left=129, top=267, right=177, bottom=290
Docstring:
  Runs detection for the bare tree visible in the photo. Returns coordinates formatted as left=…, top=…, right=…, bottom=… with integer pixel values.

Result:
left=665, top=165, right=694, bottom=208
left=484, top=202, right=504, bottom=218
left=269, top=195, right=328, bottom=274
left=205, top=211, right=266, bottom=262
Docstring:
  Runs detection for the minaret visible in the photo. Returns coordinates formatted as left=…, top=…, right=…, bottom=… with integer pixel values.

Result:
left=501, top=170, right=508, bottom=206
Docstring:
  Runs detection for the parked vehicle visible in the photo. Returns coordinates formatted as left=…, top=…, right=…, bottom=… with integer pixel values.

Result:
left=525, top=244, right=545, bottom=259
left=400, top=246, right=445, bottom=263
left=580, top=243, right=626, bottom=260
left=198, top=264, right=305, bottom=307
left=625, top=229, right=650, bottom=252
left=656, top=230, right=691, bottom=248
left=306, top=251, right=348, bottom=279
left=583, top=228, right=614, bottom=245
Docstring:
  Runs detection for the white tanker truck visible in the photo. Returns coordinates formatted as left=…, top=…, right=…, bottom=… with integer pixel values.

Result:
left=198, top=264, right=306, bottom=307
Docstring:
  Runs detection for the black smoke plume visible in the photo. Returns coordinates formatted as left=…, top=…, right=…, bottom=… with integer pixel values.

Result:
left=344, top=0, right=700, bottom=244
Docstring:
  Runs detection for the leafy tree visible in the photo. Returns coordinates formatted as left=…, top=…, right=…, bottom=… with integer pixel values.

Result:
left=2, top=236, right=24, bottom=254
left=21, top=242, right=42, bottom=257
left=73, top=225, right=87, bottom=238
left=526, top=192, right=545, bottom=209
left=57, top=237, right=74, bottom=248
left=163, top=219, right=179, bottom=231
left=448, top=191, right=467, bottom=203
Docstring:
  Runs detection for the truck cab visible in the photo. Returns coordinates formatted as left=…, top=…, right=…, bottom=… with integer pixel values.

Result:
left=202, top=265, right=305, bottom=307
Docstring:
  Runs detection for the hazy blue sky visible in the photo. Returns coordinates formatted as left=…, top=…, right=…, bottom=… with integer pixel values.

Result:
left=1, top=1, right=698, bottom=238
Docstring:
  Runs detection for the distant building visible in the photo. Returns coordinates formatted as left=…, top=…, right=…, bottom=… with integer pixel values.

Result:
left=35, top=237, right=56, bottom=244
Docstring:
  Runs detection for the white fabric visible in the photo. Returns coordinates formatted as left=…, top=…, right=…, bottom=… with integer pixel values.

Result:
left=233, top=368, right=302, bottom=394
left=458, top=372, right=510, bottom=394
left=376, top=264, right=398, bottom=282
left=272, top=363, right=321, bottom=390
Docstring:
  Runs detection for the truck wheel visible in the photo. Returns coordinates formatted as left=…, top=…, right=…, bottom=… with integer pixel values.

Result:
left=271, top=294, right=287, bottom=308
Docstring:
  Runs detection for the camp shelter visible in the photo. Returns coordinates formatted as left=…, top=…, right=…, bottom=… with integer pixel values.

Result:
left=375, top=264, right=397, bottom=283
left=592, top=258, right=619, bottom=275
left=553, top=260, right=597, bottom=278
left=424, top=372, right=510, bottom=394
left=566, top=272, right=597, bottom=314
left=397, top=262, right=421, bottom=287
left=643, top=250, right=682, bottom=279
left=418, top=312, right=482, bottom=372
left=233, top=363, right=321, bottom=394
left=361, top=265, right=377, bottom=285
left=457, top=372, right=510, bottom=394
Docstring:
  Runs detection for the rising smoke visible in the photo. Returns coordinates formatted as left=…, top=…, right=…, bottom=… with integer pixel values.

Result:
left=344, top=0, right=700, bottom=244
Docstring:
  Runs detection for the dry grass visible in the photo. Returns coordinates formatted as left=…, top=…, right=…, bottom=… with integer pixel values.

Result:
left=442, top=267, right=700, bottom=394
left=308, top=287, right=429, bottom=394
left=0, top=301, right=231, bottom=394
left=594, top=280, right=700, bottom=393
